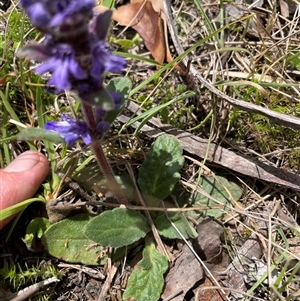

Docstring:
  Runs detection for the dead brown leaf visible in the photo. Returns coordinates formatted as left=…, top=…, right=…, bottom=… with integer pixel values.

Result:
left=194, top=277, right=228, bottom=301
left=95, top=0, right=186, bottom=72
left=111, top=0, right=165, bottom=65
left=193, top=218, right=224, bottom=264
left=279, top=0, right=289, bottom=18
left=161, top=244, right=204, bottom=301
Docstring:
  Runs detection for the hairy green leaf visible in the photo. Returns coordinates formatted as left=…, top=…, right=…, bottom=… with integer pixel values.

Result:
left=80, top=86, right=114, bottom=110
left=84, top=208, right=150, bottom=248
left=105, top=77, right=131, bottom=124
left=138, top=135, right=184, bottom=205
left=42, top=214, right=106, bottom=265
left=17, top=128, right=64, bottom=143
left=155, top=212, right=198, bottom=239
left=123, top=242, right=168, bottom=301
left=23, top=217, right=51, bottom=251
left=191, top=176, right=243, bottom=219
left=26, top=217, right=50, bottom=238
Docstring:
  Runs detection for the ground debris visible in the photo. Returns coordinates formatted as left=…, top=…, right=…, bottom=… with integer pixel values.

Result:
left=161, top=244, right=204, bottom=301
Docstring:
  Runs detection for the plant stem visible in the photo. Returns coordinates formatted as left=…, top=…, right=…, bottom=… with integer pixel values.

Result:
left=81, top=102, right=128, bottom=205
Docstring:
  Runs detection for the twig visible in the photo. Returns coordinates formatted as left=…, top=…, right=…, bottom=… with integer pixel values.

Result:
left=96, top=260, right=119, bottom=301
left=58, top=263, right=105, bottom=280
left=8, top=277, right=60, bottom=301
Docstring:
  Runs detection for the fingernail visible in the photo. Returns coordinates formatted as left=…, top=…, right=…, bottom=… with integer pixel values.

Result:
left=4, top=151, right=39, bottom=172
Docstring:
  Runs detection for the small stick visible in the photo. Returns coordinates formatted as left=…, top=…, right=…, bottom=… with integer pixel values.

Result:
left=8, top=277, right=60, bottom=301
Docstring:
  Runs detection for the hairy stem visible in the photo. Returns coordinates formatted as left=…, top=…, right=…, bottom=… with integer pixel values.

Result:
left=81, top=102, right=128, bottom=205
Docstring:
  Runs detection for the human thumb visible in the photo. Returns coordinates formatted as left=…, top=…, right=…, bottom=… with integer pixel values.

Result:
left=0, top=151, right=49, bottom=229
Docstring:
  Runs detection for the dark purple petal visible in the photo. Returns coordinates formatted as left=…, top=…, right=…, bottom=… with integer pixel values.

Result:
left=35, top=44, right=88, bottom=92
left=94, top=10, right=112, bottom=40
left=21, top=0, right=95, bottom=35
left=95, top=107, right=106, bottom=122
left=104, top=54, right=126, bottom=73
left=90, top=41, right=126, bottom=78
left=75, top=76, right=102, bottom=96
left=26, top=3, right=52, bottom=28
left=49, top=0, right=95, bottom=26
left=81, top=132, right=92, bottom=145
left=47, top=59, right=72, bottom=91
left=20, top=0, right=35, bottom=7
left=68, top=57, right=87, bottom=79
left=109, top=91, right=121, bottom=105
left=45, top=115, right=91, bottom=147
left=96, top=121, right=110, bottom=133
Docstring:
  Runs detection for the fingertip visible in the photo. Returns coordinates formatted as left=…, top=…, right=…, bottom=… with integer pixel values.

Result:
left=0, top=151, right=50, bottom=229
left=4, top=150, right=49, bottom=174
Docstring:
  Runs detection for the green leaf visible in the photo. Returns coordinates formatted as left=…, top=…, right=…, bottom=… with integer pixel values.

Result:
left=155, top=212, right=198, bottom=239
left=23, top=217, right=51, bottom=251
left=191, top=176, right=243, bottom=219
left=123, top=242, right=168, bottom=301
left=105, top=77, right=131, bottom=124
left=112, top=38, right=134, bottom=49
left=138, top=135, right=184, bottom=205
left=26, top=217, right=51, bottom=238
left=42, top=213, right=106, bottom=265
left=102, top=0, right=116, bottom=8
left=17, top=128, right=64, bottom=143
left=80, top=87, right=114, bottom=110
left=84, top=208, right=150, bottom=248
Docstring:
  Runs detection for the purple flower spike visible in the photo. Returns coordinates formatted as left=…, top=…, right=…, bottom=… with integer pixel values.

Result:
left=19, top=0, right=126, bottom=110
left=45, top=115, right=92, bottom=147
left=90, top=41, right=126, bottom=78
left=35, top=44, right=87, bottom=92
left=20, top=0, right=95, bottom=33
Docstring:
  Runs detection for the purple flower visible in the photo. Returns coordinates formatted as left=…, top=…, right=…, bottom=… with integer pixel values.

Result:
left=20, top=0, right=95, bottom=32
left=90, top=41, right=126, bottom=78
left=45, top=115, right=92, bottom=147
left=19, top=2, right=127, bottom=109
left=35, top=44, right=88, bottom=92
left=45, top=113, right=112, bottom=147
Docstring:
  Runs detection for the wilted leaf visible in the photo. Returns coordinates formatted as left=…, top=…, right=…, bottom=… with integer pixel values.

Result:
left=18, top=128, right=64, bottom=143
left=162, top=244, right=203, bottom=301
left=96, top=0, right=185, bottom=72
left=138, top=134, right=184, bottom=205
left=193, top=218, right=224, bottom=263
left=155, top=212, right=198, bottom=239
left=191, top=176, right=243, bottom=219
left=111, top=0, right=165, bottom=64
left=42, top=213, right=106, bottom=265
left=84, top=208, right=150, bottom=248
left=194, top=276, right=228, bottom=301
left=123, top=242, right=168, bottom=301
